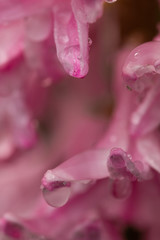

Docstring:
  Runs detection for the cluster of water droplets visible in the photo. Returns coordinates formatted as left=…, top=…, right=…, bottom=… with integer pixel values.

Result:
left=107, top=148, right=143, bottom=198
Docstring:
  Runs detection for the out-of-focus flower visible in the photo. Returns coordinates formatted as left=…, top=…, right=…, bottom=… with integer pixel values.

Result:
left=0, top=0, right=106, bottom=78
left=0, top=0, right=160, bottom=240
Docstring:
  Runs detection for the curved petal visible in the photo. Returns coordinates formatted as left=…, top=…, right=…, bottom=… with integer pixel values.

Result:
left=122, top=41, right=160, bottom=93
left=53, top=1, right=89, bottom=78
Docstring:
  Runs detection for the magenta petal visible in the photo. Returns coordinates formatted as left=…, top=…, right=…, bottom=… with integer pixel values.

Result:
left=53, top=1, right=89, bottom=78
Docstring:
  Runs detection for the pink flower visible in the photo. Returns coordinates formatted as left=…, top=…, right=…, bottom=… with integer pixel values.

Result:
left=0, top=0, right=105, bottom=78
left=0, top=1, right=160, bottom=240
left=122, top=38, right=160, bottom=173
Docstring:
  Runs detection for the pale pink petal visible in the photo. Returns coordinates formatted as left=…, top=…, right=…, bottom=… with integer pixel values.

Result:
left=0, top=20, right=24, bottom=66
left=97, top=91, right=131, bottom=150
left=71, top=0, right=103, bottom=24
left=43, top=149, right=109, bottom=183
left=130, top=87, right=160, bottom=136
left=137, top=132, right=160, bottom=173
left=41, top=149, right=109, bottom=207
left=122, top=41, right=160, bottom=93
left=25, top=10, right=52, bottom=42
left=0, top=0, right=54, bottom=23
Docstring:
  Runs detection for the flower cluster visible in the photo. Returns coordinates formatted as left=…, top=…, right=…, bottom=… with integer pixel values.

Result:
left=0, top=0, right=160, bottom=240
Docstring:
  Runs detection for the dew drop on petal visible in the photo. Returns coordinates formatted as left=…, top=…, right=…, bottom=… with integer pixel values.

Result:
left=88, top=38, right=92, bottom=46
left=42, top=182, right=71, bottom=207
left=129, top=161, right=144, bottom=181
left=109, top=154, right=125, bottom=168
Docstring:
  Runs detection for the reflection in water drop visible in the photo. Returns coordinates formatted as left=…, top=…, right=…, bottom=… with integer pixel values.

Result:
left=42, top=181, right=71, bottom=207
left=109, top=154, right=125, bottom=168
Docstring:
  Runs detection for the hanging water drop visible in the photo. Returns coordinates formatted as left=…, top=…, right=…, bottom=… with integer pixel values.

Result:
left=42, top=181, right=71, bottom=207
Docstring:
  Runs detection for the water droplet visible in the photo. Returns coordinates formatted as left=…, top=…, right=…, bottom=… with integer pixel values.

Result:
left=109, top=154, right=125, bottom=168
left=127, top=154, right=132, bottom=160
left=105, top=0, right=117, bottom=3
left=127, top=161, right=143, bottom=181
left=154, top=59, right=160, bottom=74
left=134, top=52, right=139, bottom=57
left=88, top=38, right=92, bottom=46
left=107, top=148, right=140, bottom=181
left=42, top=181, right=71, bottom=207
left=108, top=149, right=127, bottom=179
